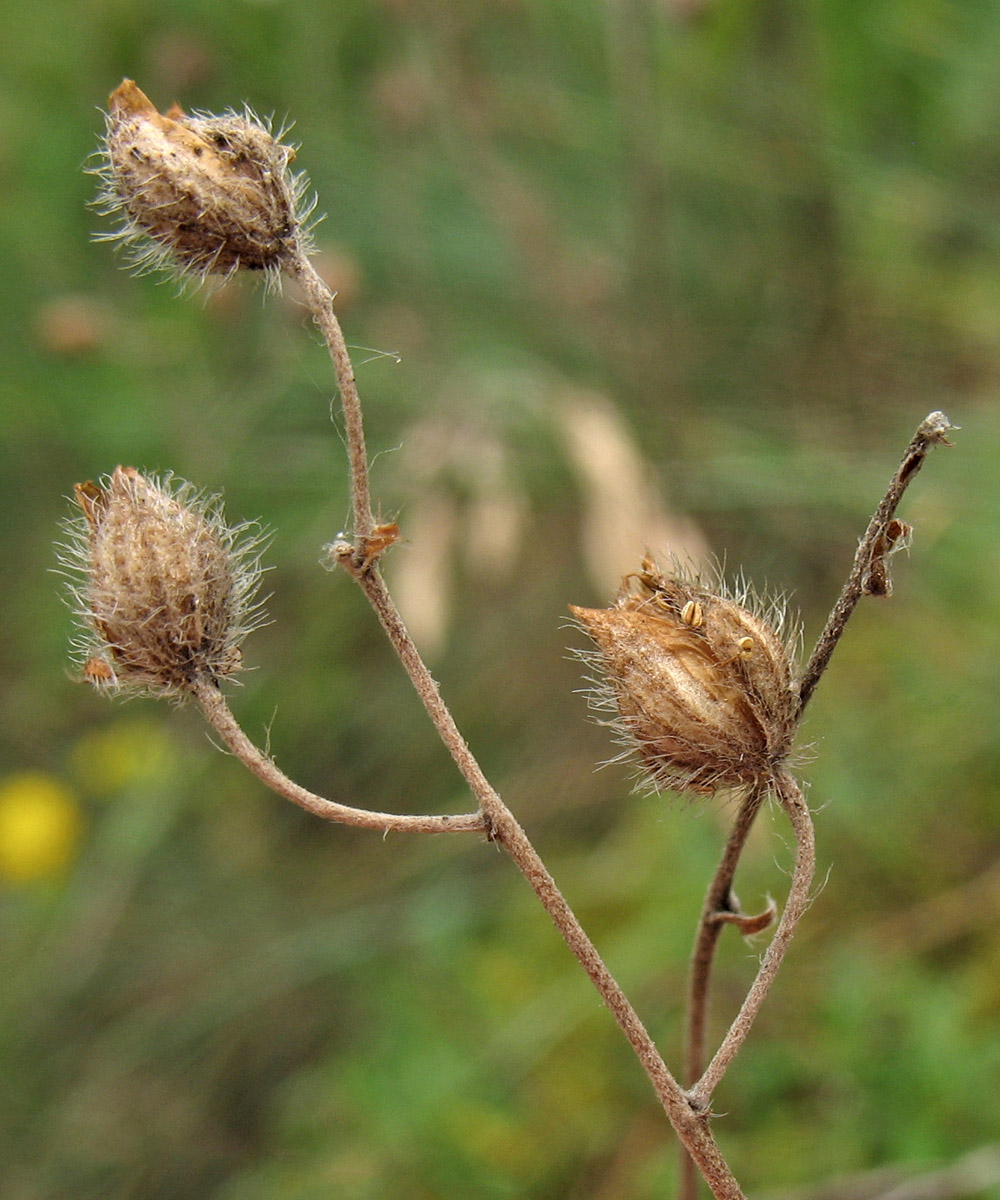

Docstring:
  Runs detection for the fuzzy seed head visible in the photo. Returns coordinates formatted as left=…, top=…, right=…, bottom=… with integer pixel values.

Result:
left=95, top=79, right=314, bottom=281
left=571, top=558, right=800, bottom=795
left=61, top=467, right=269, bottom=698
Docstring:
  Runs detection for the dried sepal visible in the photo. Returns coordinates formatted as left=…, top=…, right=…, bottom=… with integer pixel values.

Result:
left=712, top=896, right=778, bottom=935
left=571, top=558, right=800, bottom=795
left=93, top=79, right=316, bottom=283
left=862, top=517, right=913, bottom=597
left=59, top=466, right=269, bottom=698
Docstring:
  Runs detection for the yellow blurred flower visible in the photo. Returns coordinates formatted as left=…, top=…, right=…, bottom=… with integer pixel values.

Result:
left=0, top=772, right=83, bottom=883
left=70, top=718, right=171, bottom=796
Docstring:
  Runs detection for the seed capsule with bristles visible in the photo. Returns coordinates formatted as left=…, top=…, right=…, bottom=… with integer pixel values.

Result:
left=95, top=79, right=314, bottom=281
left=570, top=558, right=800, bottom=795
left=60, top=467, right=269, bottom=698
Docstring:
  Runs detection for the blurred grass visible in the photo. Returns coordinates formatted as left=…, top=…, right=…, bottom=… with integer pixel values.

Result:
left=2, top=1, right=1000, bottom=1197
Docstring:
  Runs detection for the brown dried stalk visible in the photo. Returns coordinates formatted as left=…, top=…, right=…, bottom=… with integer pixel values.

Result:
left=691, top=772, right=815, bottom=1104
left=797, top=411, right=955, bottom=714
left=678, top=412, right=953, bottom=1199
left=90, top=85, right=956, bottom=1199
left=191, top=678, right=485, bottom=835
left=288, top=253, right=377, bottom=555
left=281, top=244, right=749, bottom=1199
left=93, top=83, right=749, bottom=1194
left=684, top=782, right=771, bottom=1094
left=282, top=242, right=951, bottom=1200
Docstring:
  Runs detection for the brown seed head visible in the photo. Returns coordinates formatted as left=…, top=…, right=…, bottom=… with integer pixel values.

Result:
left=571, top=558, right=800, bottom=794
left=61, top=467, right=268, bottom=697
left=95, top=79, right=313, bottom=280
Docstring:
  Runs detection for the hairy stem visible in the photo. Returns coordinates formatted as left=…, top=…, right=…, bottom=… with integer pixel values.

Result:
left=485, top=800, right=747, bottom=1200
left=677, top=413, right=954, bottom=1196
left=679, top=783, right=770, bottom=1200
left=798, top=411, right=954, bottom=714
left=289, top=246, right=747, bottom=1199
left=288, top=250, right=376, bottom=554
left=355, top=549, right=747, bottom=1197
left=690, top=772, right=815, bottom=1108
left=190, top=676, right=485, bottom=834
left=684, top=784, right=771, bottom=1091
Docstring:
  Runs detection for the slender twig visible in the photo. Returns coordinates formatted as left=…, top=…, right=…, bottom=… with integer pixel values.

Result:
left=684, top=783, right=771, bottom=1091
left=484, top=799, right=747, bottom=1200
left=191, top=676, right=485, bottom=834
left=287, top=245, right=749, bottom=1200
left=676, top=414, right=955, bottom=1197
left=797, top=411, right=954, bottom=714
left=281, top=254, right=952, bottom=1194
left=679, top=784, right=771, bottom=1200
left=288, top=250, right=376, bottom=554
left=353, top=566, right=504, bottom=815
left=690, top=772, right=815, bottom=1108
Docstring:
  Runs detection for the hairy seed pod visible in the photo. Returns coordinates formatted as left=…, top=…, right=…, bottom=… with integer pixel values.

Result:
left=61, top=467, right=268, bottom=698
left=571, top=558, right=800, bottom=794
left=96, top=79, right=314, bottom=279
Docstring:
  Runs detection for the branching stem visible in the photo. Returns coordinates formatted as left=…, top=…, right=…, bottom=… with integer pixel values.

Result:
left=284, top=245, right=748, bottom=1199
left=685, top=783, right=770, bottom=1090
left=249, top=258, right=951, bottom=1198
left=690, top=772, right=815, bottom=1107
left=191, top=676, right=485, bottom=835
left=677, top=412, right=953, bottom=1197
left=679, top=784, right=769, bottom=1200
left=90, top=88, right=958, bottom=1200
left=797, top=411, right=954, bottom=714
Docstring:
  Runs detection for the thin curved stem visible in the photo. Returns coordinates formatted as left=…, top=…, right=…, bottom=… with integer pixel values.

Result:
left=286, top=244, right=747, bottom=1200
left=679, top=783, right=769, bottom=1200
left=484, top=800, right=747, bottom=1200
left=288, top=250, right=376, bottom=549
left=355, top=557, right=747, bottom=1198
left=690, top=772, right=815, bottom=1108
left=190, top=676, right=485, bottom=835
left=798, top=411, right=954, bottom=715
left=684, top=783, right=770, bottom=1091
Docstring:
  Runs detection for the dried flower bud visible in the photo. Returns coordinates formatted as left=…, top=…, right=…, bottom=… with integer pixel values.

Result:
left=571, top=558, right=800, bottom=795
left=60, top=467, right=268, bottom=697
left=95, top=79, right=314, bottom=280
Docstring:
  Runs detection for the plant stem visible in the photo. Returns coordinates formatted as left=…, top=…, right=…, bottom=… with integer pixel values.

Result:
left=288, top=251, right=376, bottom=553
left=684, top=784, right=770, bottom=1089
left=289, top=243, right=747, bottom=1200
left=354, top=567, right=502, bottom=813
left=690, top=772, right=815, bottom=1108
left=484, top=800, right=747, bottom=1200
left=355, top=544, right=748, bottom=1197
left=797, top=411, right=954, bottom=715
left=679, top=784, right=770, bottom=1200
left=190, top=676, right=485, bottom=835
left=284, top=248, right=951, bottom=1195
left=677, top=412, right=954, bottom=1196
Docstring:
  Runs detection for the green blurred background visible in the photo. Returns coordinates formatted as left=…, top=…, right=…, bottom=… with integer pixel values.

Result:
left=3, top=2, right=999, bottom=1197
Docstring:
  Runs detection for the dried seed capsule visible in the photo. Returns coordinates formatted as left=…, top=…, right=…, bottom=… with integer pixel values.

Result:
left=571, top=559, right=800, bottom=794
left=95, top=79, right=314, bottom=280
left=60, top=467, right=269, bottom=698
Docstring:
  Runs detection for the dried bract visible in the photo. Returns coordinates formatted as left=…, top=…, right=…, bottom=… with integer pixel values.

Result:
left=571, top=558, right=800, bottom=794
left=60, top=467, right=268, bottom=697
left=95, top=79, right=314, bottom=280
